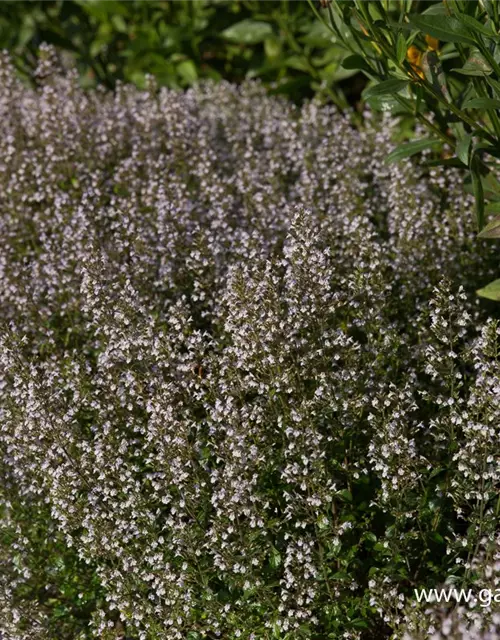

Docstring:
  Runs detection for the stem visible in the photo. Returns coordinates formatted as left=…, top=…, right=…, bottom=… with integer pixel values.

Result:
left=416, top=75, right=497, bottom=144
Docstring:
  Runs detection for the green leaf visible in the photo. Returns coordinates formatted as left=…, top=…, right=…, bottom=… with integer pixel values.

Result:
left=477, top=278, right=500, bottom=300
left=429, top=466, right=447, bottom=479
left=18, top=18, right=35, bottom=48
left=455, top=13, right=495, bottom=38
left=331, top=571, right=349, bottom=580
left=341, top=54, right=373, bottom=74
left=463, top=97, right=500, bottom=109
left=478, top=214, right=500, bottom=238
left=408, top=15, right=476, bottom=45
left=396, top=33, right=407, bottom=65
left=300, top=21, right=337, bottom=47
left=486, top=202, right=500, bottom=214
left=363, top=532, right=378, bottom=543
left=269, top=548, right=282, bottom=569
left=456, top=134, right=472, bottom=166
left=363, top=78, right=408, bottom=99
left=486, top=75, right=500, bottom=97
left=374, top=542, right=391, bottom=555
left=285, top=55, right=311, bottom=73
left=385, top=138, right=441, bottom=164
left=337, top=489, right=352, bottom=502
left=350, top=619, right=369, bottom=630
left=264, top=36, right=281, bottom=60
left=453, top=50, right=493, bottom=76
left=422, top=3, right=448, bottom=15
left=465, top=171, right=500, bottom=201
left=321, top=62, right=358, bottom=83
left=428, top=531, right=445, bottom=544
left=177, top=60, right=198, bottom=85
left=221, top=19, right=273, bottom=45
left=111, top=14, right=127, bottom=33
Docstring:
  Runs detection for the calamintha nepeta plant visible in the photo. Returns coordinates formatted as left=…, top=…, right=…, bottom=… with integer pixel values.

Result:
left=1, top=45, right=500, bottom=640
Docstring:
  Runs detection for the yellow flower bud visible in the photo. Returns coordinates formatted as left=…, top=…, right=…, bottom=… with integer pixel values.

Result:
left=406, top=46, right=424, bottom=80
left=406, top=45, right=421, bottom=66
left=425, top=35, right=439, bottom=51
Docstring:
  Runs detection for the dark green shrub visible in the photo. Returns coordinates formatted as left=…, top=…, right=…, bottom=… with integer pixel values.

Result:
left=0, top=0, right=361, bottom=105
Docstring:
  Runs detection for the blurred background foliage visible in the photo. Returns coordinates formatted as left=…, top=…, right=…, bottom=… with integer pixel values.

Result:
left=0, top=0, right=366, bottom=106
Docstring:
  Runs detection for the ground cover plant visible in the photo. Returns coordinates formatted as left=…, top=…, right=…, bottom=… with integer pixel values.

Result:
left=2, top=46, right=500, bottom=640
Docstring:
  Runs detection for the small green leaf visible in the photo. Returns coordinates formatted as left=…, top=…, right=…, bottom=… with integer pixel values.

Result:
left=463, top=97, right=500, bottom=109
left=386, top=138, right=441, bottom=164
left=428, top=531, right=445, bottom=544
left=331, top=571, right=349, bottom=580
left=456, top=134, right=472, bottom=166
left=269, top=548, right=281, bottom=568
left=409, top=15, right=476, bottom=45
left=341, top=54, right=373, bottom=74
left=221, top=19, right=273, bottom=45
left=350, top=619, right=369, bottom=630
left=453, top=50, right=493, bottom=76
left=429, top=466, right=447, bottom=479
left=482, top=172, right=500, bottom=200
left=300, top=21, right=337, bottom=47
left=285, top=55, right=311, bottom=73
left=177, top=60, right=198, bottom=85
left=111, top=14, right=127, bottom=33
left=477, top=278, right=500, bottom=300
left=464, top=171, right=500, bottom=201
left=264, top=36, right=281, bottom=60
left=337, top=489, right=352, bottom=502
left=478, top=214, right=500, bottom=238
left=486, top=202, right=500, bottom=215
left=363, top=78, right=408, bottom=99
left=396, top=33, right=407, bottom=65
left=486, top=75, right=500, bottom=97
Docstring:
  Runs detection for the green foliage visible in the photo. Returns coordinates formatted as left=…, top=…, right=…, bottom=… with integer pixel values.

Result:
left=0, top=499, right=103, bottom=639
left=476, top=277, right=500, bottom=298
left=0, top=0, right=361, bottom=105
left=312, top=0, right=500, bottom=296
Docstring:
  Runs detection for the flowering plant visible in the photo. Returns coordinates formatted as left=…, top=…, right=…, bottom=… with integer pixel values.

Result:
left=1, top=47, right=500, bottom=639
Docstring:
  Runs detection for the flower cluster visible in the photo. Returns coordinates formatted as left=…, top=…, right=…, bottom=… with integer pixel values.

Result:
left=1, top=47, right=500, bottom=639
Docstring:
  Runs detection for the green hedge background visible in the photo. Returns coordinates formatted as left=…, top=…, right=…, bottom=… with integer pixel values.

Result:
left=0, top=0, right=369, bottom=105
